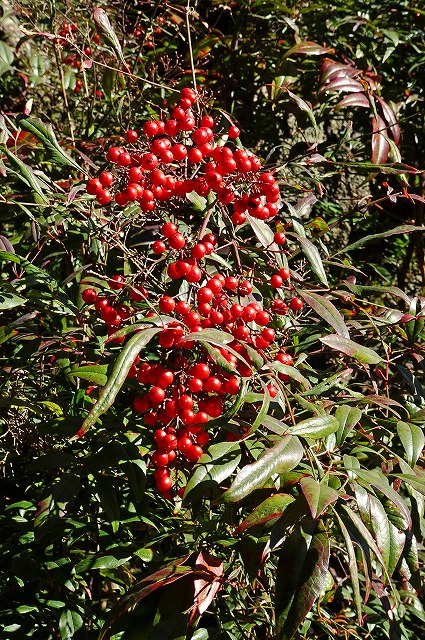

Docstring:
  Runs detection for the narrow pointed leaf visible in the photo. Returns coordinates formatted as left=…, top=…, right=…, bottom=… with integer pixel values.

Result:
left=235, top=494, right=295, bottom=534
left=287, top=414, right=339, bottom=439
left=223, top=436, right=303, bottom=502
left=335, top=405, right=362, bottom=444
left=348, top=467, right=412, bottom=528
left=300, top=291, right=349, bottom=338
left=17, top=116, right=82, bottom=171
left=397, top=421, right=425, bottom=466
left=296, top=236, right=328, bottom=286
left=275, top=520, right=330, bottom=640
left=334, top=511, right=362, bottom=623
left=0, top=291, right=27, bottom=309
left=321, top=334, right=382, bottom=365
left=300, top=477, right=339, bottom=519
left=183, top=442, right=241, bottom=502
left=77, top=327, right=161, bottom=436
left=336, top=225, right=425, bottom=255
left=93, top=8, right=126, bottom=64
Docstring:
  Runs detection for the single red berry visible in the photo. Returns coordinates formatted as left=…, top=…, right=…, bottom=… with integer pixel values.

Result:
left=228, top=125, right=240, bottom=139
left=270, top=274, right=283, bottom=289
left=290, top=297, right=303, bottom=311
left=152, top=240, right=167, bottom=255
left=274, top=232, right=286, bottom=245
left=86, top=178, right=102, bottom=195
left=81, top=288, right=97, bottom=304
left=162, top=222, right=178, bottom=238
left=125, top=129, right=138, bottom=143
left=149, top=386, right=166, bottom=405
left=159, top=296, right=176, bottom=313
left=110, top=275, right=125, bottom=290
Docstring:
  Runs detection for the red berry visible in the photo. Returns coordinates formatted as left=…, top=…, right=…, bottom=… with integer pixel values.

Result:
left=86, top=178, right=102, bottom=195
left=274, top=232, right=286, bottom=245
left=290, top=297, right=303, bottom=311
left=168, top=233, right=186, bottom=250
left=149, top=386, right=166, bottom=405
left=162, top=222, right=178, bottom=238
left=110, top=275, right=125, bottom=290
left=152, top=240, right=167, bottom=255
left=125, top=129, right=138, bottom=143
left=159, top=296, right=176, bottom=313
left=98, top=171, right=114, bottom=187
left=270, top=274, right=283, bottom=289
left=81, top=288, right=97, bottom=304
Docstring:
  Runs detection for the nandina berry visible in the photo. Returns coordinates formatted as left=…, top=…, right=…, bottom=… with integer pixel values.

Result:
left=186, top=266, right=202, bottom=283
left=242, top=306, right=257, bottom=323
left=190, top=363, right=210, bottom=380
left=134, top=396, right=150, bottom=413
left=228, top=125, right=240, bottom=139
left=188, top=378, right=203, bottom=393
left=255, top=310, right=271, bottom=326
left=162, top=222, right=178, bottom=238
left=159, top=296, right=176, bottom=313
left=125, top=129, right=138, bottom=143
left=152, top=240, right=167, bottom=255
left=110, top=275, right=125, bottom=290
left=279, top=268, right=290, bottom=281
left=152, top=450, right=169, bottom=467
left=186, top=445, right=203, bottom=462
left=270, top=274, right=283, bottom=289
left=290, top=297, right=303, bottom=311
left=86, top=178, right=102, bottom=195
left=81, top=288, right=97, bottom=304
left=98, top=171, right=114, bottom=187
left=168, top=233, right=186, bottom=250
left=274, top=232, right=286, bottom=245
left=238, top=280, right=253, bottom=295
left=149, top=386, right=166, bottom=405
left=143, top=120, right=159, bottom=137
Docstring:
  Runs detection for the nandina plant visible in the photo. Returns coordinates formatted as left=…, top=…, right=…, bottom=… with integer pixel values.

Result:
left=0, top=4, right=424, bottom=640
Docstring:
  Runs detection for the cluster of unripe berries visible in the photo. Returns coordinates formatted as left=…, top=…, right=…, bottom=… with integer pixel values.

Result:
left=85, top=87, right=281, bottom=222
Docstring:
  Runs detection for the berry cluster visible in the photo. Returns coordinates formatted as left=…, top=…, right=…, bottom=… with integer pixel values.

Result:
left=81, top=87, right=307, bottom=498
left=81, top=240, right=301, bottom=497
left=85, top=87, right=281, bottom=223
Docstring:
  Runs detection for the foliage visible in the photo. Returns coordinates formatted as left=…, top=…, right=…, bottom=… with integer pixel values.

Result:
left=0, top=1, right=424, bottom=639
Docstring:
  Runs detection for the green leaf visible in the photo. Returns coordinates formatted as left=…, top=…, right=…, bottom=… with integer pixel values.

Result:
left=77, top=327, right=160, bottom=436
left=17, top=116, right=82, bottom=171
left=296, top=236, right=328, bottom=287
left=67, top=364, right=109, bottom=386
left=397, top=421, right=424, bottom=466
left=95, top=476, right=121, bottom=533
left=286, top=89, right=319, bottom=138
left=0, top=250, right=78, bottom=314
left=334, top=511, right=362, bottom=623
left=347, top=467, right=412, bottom=528
left=300, top=291, right=349, bottom=338
left=320, top=334, right=382, bottom=365
left=0, top=291, right=27, bottom=309
left=184, top=442, right=241, bottom=502
left=269, top=361, right=312, bottom=390
left=300, top=477, right=339, bottom=519
left=59, top=610, right=84, bottom=640
left=235, top=494, right=295, bottom=534
left=336, top=225, right=425, bottom=255
left=335, top=405, right=362, bottom=445
left=275, top=520, right=330, bottom=640
left=93, top=8, right=126, bottom=64
left=76, top=554, right=131, bottom=572
left=223, top=436, right=303, bottom=502
left=2, top=147, right=49, bottom=202
left=287, top=415, right=339, bottom=439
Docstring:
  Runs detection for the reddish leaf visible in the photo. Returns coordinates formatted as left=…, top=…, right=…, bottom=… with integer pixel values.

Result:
left=372, top=115, right=390, bottom=164
left=275, top=520, right=330, bottom=640
left=320, top=59, right=361, bottom=84
left=321, top=76, right=364, bottom=93
left=235, top=494, right=295, bottom=534
left=285, top=41, right=334, bottom=57
left=99, top=557, right=209, bottom=639
left=191, top=552, right=224, bottom=623
left=336, top=93, right=370, bottom=109
left=378, top=98, right=401, bottom=145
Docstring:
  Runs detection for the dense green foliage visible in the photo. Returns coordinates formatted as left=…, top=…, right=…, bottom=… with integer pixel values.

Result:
left=0, top=1, right=424, bottom=639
